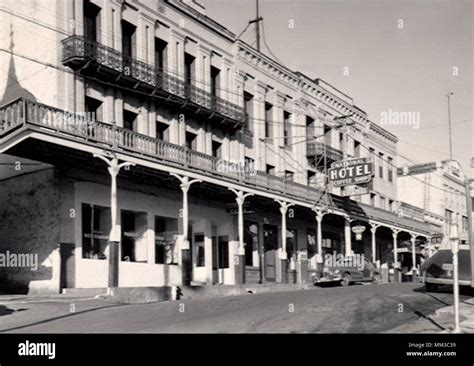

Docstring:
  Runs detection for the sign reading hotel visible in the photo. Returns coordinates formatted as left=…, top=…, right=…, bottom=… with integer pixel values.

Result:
left=328, top=157, right=373, bottom=187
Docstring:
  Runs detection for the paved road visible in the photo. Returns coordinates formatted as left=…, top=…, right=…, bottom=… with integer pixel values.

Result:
left=0, top=283, right=470, bottom=333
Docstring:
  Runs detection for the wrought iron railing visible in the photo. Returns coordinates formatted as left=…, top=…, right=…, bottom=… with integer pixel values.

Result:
left=61, top=35, right=246, bottom=124
left=0, top=99, right=326, bottom=205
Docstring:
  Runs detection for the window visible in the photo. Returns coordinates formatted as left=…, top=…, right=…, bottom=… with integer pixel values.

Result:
left=307, top=171, right=316, bottom=187
left=370, top=193, right=376, bottom=206
left=212, top=236, right=229, bottom=269
left=84, top=0, right=101, bottom=43
left=265, top=102, right=273, bottom=138
left=184, top=53, right=195, bottom=87
left=462, top=216, right=469, bottom=232
left=82, top=204, right=110, bottom=259
left=285, top=170, right=294, bottom=182
left=324, top=125, right=331, bottom=146
left=123, top=110, right=137, bottom=131
left=156, top=121, right=169, bottom=141
left=445, top=209, right=453, bottom=225
left=245, top=156, right=255, bottom=172
left=244, top=221, right=259, bottom=266
left=354, top=140, right=361, bottom=157
left=389, top=199, right=394, bottom=212
left=194, top=233, right=205, bottom=267
left=154, top=38, right=167, bottom=72
left=211, top=66, right=220, bottom=98
left=378, top=152, right=384, bottom=179
left=121, top=210, right=148, bottom=263
left=122, top=20, right=136, bottom=59
left=155, top=216, right=178, bottom=265
left=212, top=140, right=222, bottom=158
left=244, top=92, right=254, bottom=132
left=266, top=164, right=275, bottom=175
left=306, top=116, right=315, bottom=137
left=85, top=96, right=102, bottom=122
left=283, top=111, right=292, bottom=147
left=185, top=131, right=197, bottom=150
left=380, top=196, right=386, bottom=210
left=369, top=147, right=375, bottom=160
left=387, top=157, right=393, bottom=182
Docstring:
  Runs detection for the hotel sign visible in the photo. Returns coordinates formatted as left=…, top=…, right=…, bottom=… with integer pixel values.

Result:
left=328, top=157, right=373, bottom=187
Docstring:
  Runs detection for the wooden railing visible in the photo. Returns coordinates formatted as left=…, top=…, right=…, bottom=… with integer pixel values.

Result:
left=306, top=141, right=343, bottom=161
left=0, top=98, right=326, bottom=204
left=61, top=35, right=246, bottom=124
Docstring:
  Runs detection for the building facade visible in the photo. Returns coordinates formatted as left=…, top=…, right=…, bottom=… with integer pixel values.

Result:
left=0, top=0, right=437, bottom=294
left=398, top=160, right=469, bottom=245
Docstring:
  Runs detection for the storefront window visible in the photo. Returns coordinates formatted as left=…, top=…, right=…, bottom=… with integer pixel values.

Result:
left=212, top=236, right=229, bottom=269
left=155, top=216, right=178, bottom=265
left=286, top=228, right=297, bottom=268
left=82, top=204, right=110, bottom=260
left=194, top=233, right=205, bottom=267
left=121, top=210, right=148, bottom=263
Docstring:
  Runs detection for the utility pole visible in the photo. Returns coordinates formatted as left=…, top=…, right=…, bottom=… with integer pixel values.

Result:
left=466, top=177, right=474, bottom=288
left=450, top=221, right=461, bottom=333
left=446, top=92, right=454, bottom=161
left=255, top=0, right=261, bottom=51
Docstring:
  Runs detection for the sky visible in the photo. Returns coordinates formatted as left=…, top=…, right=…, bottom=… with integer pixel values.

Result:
left=201, top=0, right=473, bottom=177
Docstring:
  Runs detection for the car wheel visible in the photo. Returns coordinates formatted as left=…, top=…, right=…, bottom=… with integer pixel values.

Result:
left=372, top=274, right=380, bottom=284
left=425, top=283, right=438, bottom=292
left=341, top=273, right=352, bottom=286
left=312, top=273, right=321, bottom=286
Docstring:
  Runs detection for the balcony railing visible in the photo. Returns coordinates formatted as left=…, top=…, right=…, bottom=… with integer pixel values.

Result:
left=61, top=35, right=246, bottom=125
left=0, top=98, right=326, bottom=205
left=306, top=141, right=343, bottom=162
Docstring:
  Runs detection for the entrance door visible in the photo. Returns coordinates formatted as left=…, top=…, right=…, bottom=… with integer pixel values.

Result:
left=263, top=224, right=278, bottom=281
left=60, top=243, right=75, bottom=289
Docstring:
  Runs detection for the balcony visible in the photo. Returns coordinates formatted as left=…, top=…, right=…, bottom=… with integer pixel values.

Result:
left=306, top=141, right=343, bottom=163
left=61, top=35, right=246, bottom=129
left=0, top=98, right=325, bottom=206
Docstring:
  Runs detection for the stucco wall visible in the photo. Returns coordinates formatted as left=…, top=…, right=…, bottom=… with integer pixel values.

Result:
left=0, top=168, right=60, bottom=294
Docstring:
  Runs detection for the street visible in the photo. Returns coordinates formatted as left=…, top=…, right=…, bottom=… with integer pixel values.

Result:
left=0, top=283, right=470, bottom=333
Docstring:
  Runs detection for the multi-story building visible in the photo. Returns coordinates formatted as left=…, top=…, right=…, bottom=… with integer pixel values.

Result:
left=0, top=0, right=437, bottom=294
left=398, top=160, right=469, bottom=245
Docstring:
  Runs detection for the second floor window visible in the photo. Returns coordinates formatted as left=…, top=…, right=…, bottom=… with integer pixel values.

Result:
left=445, top=209, right=453, bottom=225
left=354, top=140, right=361, bottom=157
left=285, top=170, right=294, bottom=181
left=266, top=164, right=275, bottom=175
left=387, top=156, right=393, bottom=182
left=184, top=53, right=195, bottom=87
left=156, top=121, right=169, bottom=141
left=155, top=38, right=168, bottom=72
left=211, top=66, right=220, bottom=98
left=378, top=152, right=384, bottom=179
left=212, top=140, right=222, bottom=158
left=307, top=171, right=316, bottom=187
left=123, top=110, right=138, bottom=131
left=265, top=102, right=273, bottom=139
left=185, top=131, right=197, bottom=150
left=284, top=111, right=291, bottom=147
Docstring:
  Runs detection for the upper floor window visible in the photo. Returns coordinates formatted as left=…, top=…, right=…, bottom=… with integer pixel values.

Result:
left=244, top=92, right=254, bottom=132
left=184, top=53, right=195, bottom=87
left=307, top=171, right=316, bottom=187
left=85, top=96, right=102, bottom=122
left=84, top=0, right=101, bottom=42
left=370, top=193, right=376, bottom=206
left=306, top=116, right=315, bottom=137
left=354, top=140, right=361, bottom=157
left=185, top=131, right=197, bottom=150
left=266, top=164, right=275, bottom=175
left=378, top=152, right=384, bottom=179
left=211, top=66, right=220, bottom=98
left=212, top=140, right=222, bottom=158
left=387, top=156, right=393, bottom=182
left=462, top=216, right=469, bottom=232
left=324, top=125, right=331, bottom=146
left=156, top=121, right=169, bottom=141
left=265, top=102, right=273, bottom=139
left=284, top=111, right=292, bottom=147
left=445, top=209, right=453, bottom=225
left=123, top=109, right=138, bottom=131
left=155, top=38, right=168, bottom=72
left=380, top=196, right=386, bottom=210
left=285, top=170, right=294, bottom=182
left=122, top=20, right=136, bottom=58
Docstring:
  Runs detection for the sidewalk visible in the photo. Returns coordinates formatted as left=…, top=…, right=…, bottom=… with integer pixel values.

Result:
left=387, top=298, right=474, bottom=333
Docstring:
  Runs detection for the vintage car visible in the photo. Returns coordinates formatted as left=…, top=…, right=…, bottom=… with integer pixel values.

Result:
left=311, top=255, right=380, bottom=286
left=421, top=242, right=472, bottom=292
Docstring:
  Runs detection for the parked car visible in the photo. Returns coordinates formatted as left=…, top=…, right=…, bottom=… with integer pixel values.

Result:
left=421, top=244, right=472, bottom=292
left=311, top=256, right=380, bottom=286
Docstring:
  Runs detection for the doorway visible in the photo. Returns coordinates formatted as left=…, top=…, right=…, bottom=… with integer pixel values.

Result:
left=263, top=224, right=278, bottom=281
left=60, top=243, right=75, bottom=289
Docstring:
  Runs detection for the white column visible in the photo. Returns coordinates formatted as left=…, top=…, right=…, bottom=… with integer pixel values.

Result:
left=345, top=216, right=353, bottom=256
left=229, top=189, right=253, bottom=255
left=370, top=223, right=379, bottom=264
left=276, top=200, right=294, bottom=259
left=392, top=229, right=400, bottom=265
left=312, top=207, right=325, bottom=256
left=410, top=234, right=417, bottom=277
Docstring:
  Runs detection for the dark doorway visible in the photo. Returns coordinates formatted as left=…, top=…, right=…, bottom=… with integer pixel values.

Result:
left=60, top=243, right=75, bottom=289
left=263, top=224, right=278, bottom=281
